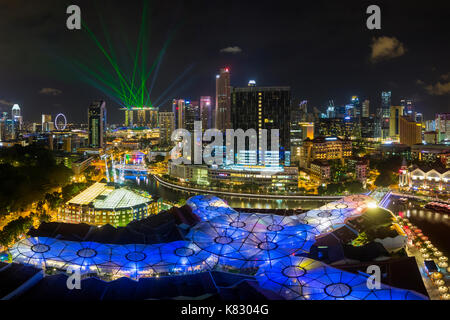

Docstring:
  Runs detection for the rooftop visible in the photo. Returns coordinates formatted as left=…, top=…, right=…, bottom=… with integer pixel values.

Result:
left=93, top=188, right=150, bottom=210
left=67, top=182, right=109, bottom=206
left=66, top=182, right=151, bottom=209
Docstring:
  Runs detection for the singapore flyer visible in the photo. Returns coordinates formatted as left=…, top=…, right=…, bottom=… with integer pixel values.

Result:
left=54, top=113, right=67, bottom=130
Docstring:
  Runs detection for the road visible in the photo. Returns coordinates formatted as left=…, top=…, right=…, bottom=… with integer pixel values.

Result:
left=152, top=174, right=345, bottom=201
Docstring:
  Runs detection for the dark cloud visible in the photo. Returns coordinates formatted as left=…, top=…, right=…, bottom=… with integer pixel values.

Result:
left=39, top=88, right=63, bottom=96
left=0, top=99, right=13, bottom=107
left=424, top=81, right=450, bottom=96
left=220, top=46, right=242, bottom=54
left=370, top=36, right=406, bottom=63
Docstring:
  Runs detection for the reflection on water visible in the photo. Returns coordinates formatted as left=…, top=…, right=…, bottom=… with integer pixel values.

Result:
left=396, top=205, right=450, bottom=258
left=405, top=209, right=450, bottom=227
left=140, top=176, right=330, bottom=210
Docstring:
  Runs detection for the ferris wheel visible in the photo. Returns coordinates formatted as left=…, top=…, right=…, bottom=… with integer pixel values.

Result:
left=55, top=113, right=67, bottom=130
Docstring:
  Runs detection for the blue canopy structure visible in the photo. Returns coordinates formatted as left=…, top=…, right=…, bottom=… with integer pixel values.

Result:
left=256, top=256, right=427, bottom=300
left=9, top=194, right=427, bottom=300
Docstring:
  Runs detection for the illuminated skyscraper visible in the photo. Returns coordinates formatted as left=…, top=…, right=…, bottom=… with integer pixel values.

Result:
left=200, top=96, right=213, bottom=130
left=158, top=112, right=175, bottom=146
left=215, top=68, right=231, bottom=130
left=350, top=96, right=361, bottom=119
left=389, top=106, right=404, bottom=140
left=12, top=104, right=20, bottom=118
left=172, top=99, right=185, bottom=129
left=185, top=100, right=200, bottom=132
left=401, top=98, right=414, bottom=116
left=124, top=109, right=134, bottom=127
left=436, top=113, right=450, bottom=142
left=42, top=114, right=52, bottom=132
left=378, top=91, right=392, bottom=139
left=11, top=104, right=22, bottom=132
left=400, top=116, right=421, bottom=146
left=137, top=109, right=146, bottom=126
left=362, top=100, right=370, bottom=118
left=88, top=100, right=106, bottom=149
left=231, top=85, right=291, bottom=164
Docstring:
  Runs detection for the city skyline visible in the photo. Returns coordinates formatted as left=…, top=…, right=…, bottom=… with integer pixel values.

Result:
left=0, top=0, right=449, bottom=124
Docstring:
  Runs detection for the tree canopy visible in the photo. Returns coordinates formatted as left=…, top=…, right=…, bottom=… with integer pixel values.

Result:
left=0, top=145, right=72, bottom=215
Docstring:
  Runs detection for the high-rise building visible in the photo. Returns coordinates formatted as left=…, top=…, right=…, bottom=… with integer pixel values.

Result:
left=290, top=122, right=314, bottom=163
left=436, top=113, right=450, bottom=142
left=380, top=91, right=392, bottom=139
left=122, top=107, right=157, bottom=128
left=172, top=99, right=185, bottom=129
left=137, top=109, right=146, bottom=126
left=415, top=112, right=423, bottom=124
left=425, top=120, right=436, bottom=132
left=185, top=100, right=200, bottom=132
left=124, top=109, right=134, bottom=127
left=11, top=104, right=22, bottom=134
left=88, top=100, right=106, bottom=149
left=42, top=114, right=52, bottom=132
left=362, top=100, right=370, bottom=118
left=360, top=117, right=377, bottom=139
left=215, top=68, right=231, bottom=130
left=231, top=85, right=291, bottom=164
left=389, top=106, right=404, bottom=140
left=158, top=112, right=175, bottom=146
left=0, top=120, right=5, bottom=142
left=200, top=96, right=213, bottom=130
left=350, top=96, right=361, bottom=119
left=399, top=116, right=422, bottom=146
left=401, top=99, right=414, bottom=116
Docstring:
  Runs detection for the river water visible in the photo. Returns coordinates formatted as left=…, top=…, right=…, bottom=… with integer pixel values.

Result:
left=137, top=177, right=331, bottom=210
left=388, top=198, right=450, bottom=259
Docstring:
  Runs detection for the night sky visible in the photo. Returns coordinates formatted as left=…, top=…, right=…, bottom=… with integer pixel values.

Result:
left=0, top=0, right=449, bottom=124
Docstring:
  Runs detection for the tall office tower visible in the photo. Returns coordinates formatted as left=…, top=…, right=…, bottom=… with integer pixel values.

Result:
left=332, top=104, right=346, bottom=119
left=10, top=104, right=22, bottom=134
left=200, top=96, right=213, bottom=130
left=435, top=113, right=450, bottom=142
left=299, top=100, right=308, bottom=114
left=400, top=98, right=414, bottom=115
left=158, top=112, right=175, bottom=146
left=88, top=100, right=106, bottom=149
left=362, top=100, right=370, bottom=118
left=0, top=120, right=5, bottom=141
left=184, top=100, right=200, bottom=132
left=42, top=114, right=52, bottom=132
left=389, top=106, right=404, bottom=141
left=326, top=99, right=336, bottom=119
left=231, top=86, right=291, bottom=164
left=425, top=119, right=436, bottom=132
left=380, top=91, right=392, bottom=139
left=215, top=68, right=231, bottom=130
left=350, top=96, right=361, bottom=119
left=172, top=99, right=185, bottom=129
left=360, top=117, right=377, bottom=139
left=124, top=109, right=134, bottom=127
left=12, top=104, right=20, bottom=118
left=290, top=121, right=314, bottom=163
left=415, top=112, right=423, bottom=124
left=345, top=104, right=356, bottom=118
left=400, top=116, right=422, bottom=146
